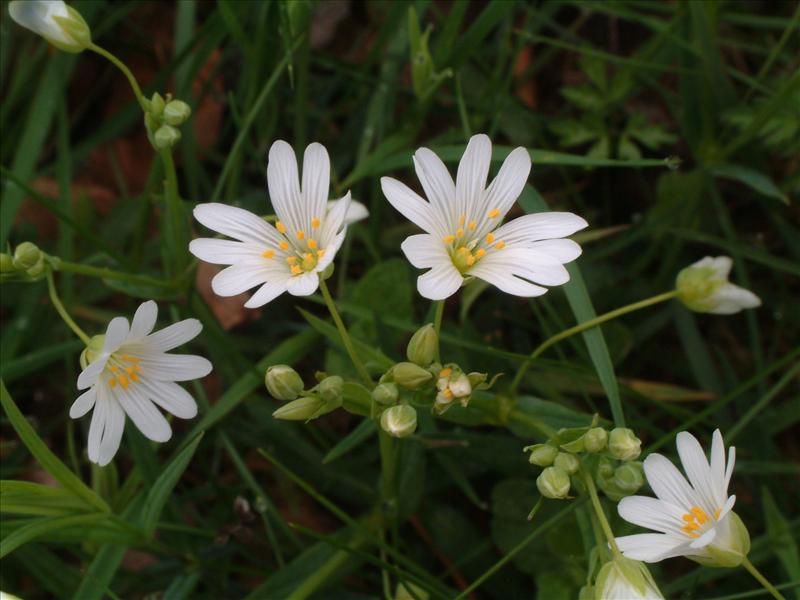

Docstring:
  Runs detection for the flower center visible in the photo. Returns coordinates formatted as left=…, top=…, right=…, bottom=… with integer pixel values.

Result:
left=441, top=210, right=506, bottom=274
left=107, top=354, right=142, bottom=389
left=262, top=217, right=326, bottom=274
left=680, top=506, right=721, bottom=538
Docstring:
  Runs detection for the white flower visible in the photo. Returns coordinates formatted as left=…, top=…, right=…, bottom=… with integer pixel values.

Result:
left=615, top=429, right=750, bottom=567
left=190, top=140, right=368, bottom=308
left=594, top=557, right=664, bottom=600
left=70, top=301, right=212, bottom=466
left=676, top=256, right=761, bottom=315
left=381, top=134, right=587, bottom=300
left=8, top=1, right=91, bottom=53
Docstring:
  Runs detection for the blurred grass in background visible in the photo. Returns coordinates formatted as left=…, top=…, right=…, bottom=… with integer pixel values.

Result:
left=1, top=1, right=798, bottom=598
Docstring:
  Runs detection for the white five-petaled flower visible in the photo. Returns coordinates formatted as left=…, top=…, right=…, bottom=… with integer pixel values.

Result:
left=676, top=256, right=761, bottom=315
left=615, top=429, right=750, bottom=567
left=70, top=301, right=212, bottom=466
left=8, top=0, right=91, bottom=53
left=381, top=134, right=588, bottom=300
left=190, top=140, right=368, bottom=308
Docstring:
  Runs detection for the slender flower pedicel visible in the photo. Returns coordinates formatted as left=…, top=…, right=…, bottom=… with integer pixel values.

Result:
left=381, top=134, right=587, bottom=300
left=676, top=256, right=761, bottom=315
left=71, top=301, right=212, bottom=466
left=615, top=429, right=750, bottom=567
left=190, top=140, right=368, bottom=307
left=8, top=0, right=91, bottom=53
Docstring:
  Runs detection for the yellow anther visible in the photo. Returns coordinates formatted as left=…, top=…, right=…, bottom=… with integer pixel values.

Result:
left=291, top=265, right=302, bottom=275
left=456, top=228, right=464, bottom=237
left=110, top=365, right=119, bottom=373
left=714, top=509, right=721, bottom=519
left=486, top=233, right=495, bottom=244
left=682, top=514, right=694, bottom=522
left=296, top=230, right=305, bottom=240
left=262, top=249, right=275, bottom=259
left=276, top=221, right=287, bottom=233
left=488, top=208, right=500, bottom=218
left=279, top=241, right=289, bottom=250
left=495, top=241, right=506, bottom=250
left=466, top=255, right=475, bottom=266
left=443, top=388, right=454, bottom=399
left=317, top=249, right=326, bottom=258
left=311, top=217, right=321, bottom=229
left=118, top=375, right=130, bottom=389
left=308, top=239, right=318, bottom=249
left=468, top=220, right=477, bottom=230
left=443, top=235, right=456, bottom=244
left=109, top=378, right=117, bottom=388
left=304, top=253, right=313, bottom=261
left=121, top=355, right=140, bottom=363
left=439, top=368, right=452, bottom=378
left=130, top=372, right=140, bottom=382
left=475, top=248, right=486, bottom=258
left=459, top=214, right=465, bottom=226
left=691, top=507, right=709, bottom=524
left=287, top=256, right=298, bottom=265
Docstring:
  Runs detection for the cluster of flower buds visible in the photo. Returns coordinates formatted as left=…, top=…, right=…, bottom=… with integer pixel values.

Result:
left=143, top=92, right=192, bottom=150
left=266, top=365, right=343, bottom=421
left=525, top=417, right=644, bottom=501
left=1, top=242, right=51, bottom=281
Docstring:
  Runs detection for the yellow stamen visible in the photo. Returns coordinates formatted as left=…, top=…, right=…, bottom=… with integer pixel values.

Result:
left=291, top=265, right=302, bottom=275
left=287, top=256, right=298, bottom=265
left=475, top=248, right=486, bottom=258
left=488, top=208, right=500, bottom=218
left=262, top=249, right=275, bottom=259
left=279, top=241, right=289, bottom=250
left=296, top=230, right=305, bottom=240
left=714, top=509, right=721, bottom=519
left=459, top=214, right=465, bottom=226
left=495, top=241, right=506, bottom=250
left=110, top=365, right=119, bottom=373
left=109, top=378, right=117, bottom=388
left=311, top=217, right=321, bottom=229
left=466, top=255, right=475, bottom=266
left=443, top=235, right=456, bottom=244
left=308, top=239, right=318, bottom=249
left=317, top=249, right=326, bottom=258
left=456, top=228, right=464, bottom=237
left=118, top=375, right=130, bottom=389
left=121, top=355, right=139, bottom=363
left=691, top=507, right=709, bottom=524
left=486, top=233, right=495, bottom=244
left=439, top=368, right=452, bottom=378
left=468, top=220, right=477, bottom=231
left=442, top=388, right=454, bottom=399
left=276, top=221, right=286, bottom=233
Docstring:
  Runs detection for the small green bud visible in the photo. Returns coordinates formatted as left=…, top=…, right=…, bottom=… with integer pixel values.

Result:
left=150, top=92, right=166, bottom=116
left=272, top=395, right=329, bottom=421
left=392, top=362, right=433, bottom=390
left=676, top=256, right=760, bottom=315
left=608, top=427, right=642, bottom=461
left=153, top=124, right=181, bottom=149
left=406, top=323, right=437, bottom=367
left=554, top=452, right=580, bottom=475
left=315, top=375, right=343, bottom=403
left=380, top=405, right=417, bottom=438
left=265, top=365, right=304, bottom=401
left=614, top=462, right=644, bottom=494
left=1, top=253, right=16, bottom=273
left=594, top=557, right=664, bottom=600
left=578, top=585, right=594, bottom=600
left=80, top=334, right=106, bottom=370
left=25, top=257, right=46, bottom=278
left=13, top=242, right=42, bottom=270
left=163, top=99, right=192, bottom=126
left=372, top=382, right=399, bottom=406
left=51, top=6, right=92, bottom=51
left=597, top=456, right=615, bottom=480
left=395, top=581, right=429, bottom=600
left=537, top=466, right=571, bottom=499
left=584, top=427, right=608, bottom=453
left=525, top=443, right=558, bottom=467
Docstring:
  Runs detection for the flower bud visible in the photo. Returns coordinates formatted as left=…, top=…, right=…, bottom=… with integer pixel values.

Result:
left=149, top=92, right=166, bottom=116
left=448, top=371, right=471, bottom=398
left=613, top=461, right=644, bottom=494
left=153, top=124, right=181, bottom=149
left=608, top=428, right=642, bottom=461
left=163, top=99, right=192, bottom=126
left=315, top=375, right=343, bottom=403
left=537, top=466, right=571, bottom=499
left=380, top=405, right=417, bottom=438
left=265, top=365, right=304, bottom=401
left=0, top=253, right=15, bottom=273
left=13, top=242, right=42, bottom=271
left=9, top=1, right=92, bottom=53
left=584, top=427, right=608, bottom=453
left=392, top=362, right=433, bottom=390
left=80, top=334, right=106, bottom=370
left=554, top=452, right=580, bottom=475
left=406, top=323, right=437, bottom=367
left=525, top=443, right=558, bottom=467
left=25, top=257, right=46, bottom=278
left=676, top=256, right=760, bottom=315
left=395, top=581, right=429, bottom=600
left=372, top=382, right=399, bottom=406
left=272, top=395, right=329, bottom=421
left=594, top=557, right=664, bottom=599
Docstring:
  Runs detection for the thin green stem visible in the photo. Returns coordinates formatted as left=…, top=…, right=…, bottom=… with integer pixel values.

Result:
left=54, top=259, right=173, bottom=288
left=47, top=272, right=91, bottom=345
left=580, top=466, right=622, bottom=559
left=510, top=290, right=679, bottom=394
left=741, top=557, right=786, bottom=600
left=158, top=148, right=187, bottom=276
left=88, top=44, right=147, bottom=109
left=318, top=277, right=372, bottom=386
left=433, top=300, right=445, bottom=362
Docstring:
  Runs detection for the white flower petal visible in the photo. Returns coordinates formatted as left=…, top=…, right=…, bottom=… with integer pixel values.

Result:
left=689, top=526, right=717, bottom=549
left=301, top=142, right=330, bottom=226
left=468, top=260, right=549, bottom=297
left=416, top=264, right=463, bottom=300
left=140, top=380, right=198, bottom=419
left=327, top=198, right=368, bottom=225
left=142, top=318, right=203, bottom=353
left=401, top=234, right=451, bottom=269
left=287, top=271, right=319, bottom=296
left=320, top=191, right=350, bottom=248
left=709, top=256, right=733, bottom=278
left=709, top=429, right=727, bottom=504
left=139, top=354, right=212, bottom=381
left=413, top=147, right=456, bottom=226
left=129, top=301, right=158, bottom=340
left=70, top=388, right=96, bottom=419
left=491, top=212, right=588, bottom=245
left=87, top=388, right=107, bottom=463
left=117, top=384, right=171, bottom=443
left=482, top=146, right=531, bottom=222
left=718, top=495, right=736, bottom=522
left=212, top=263, right=270, bottom=296
left=477, top=248, right=570, bottom=287
left=724, top=446, right=736, bottom=490
left=97, top=396, right=125, bottom=467
left=103, top=317, right=130, bottom=353
left=316, top=231, right=345, bottom=273
left=8, top=0, right=70, bottom=43
left=193, top=203, right=278, bottom=245
left=616, top=533, right=690, bottom=563
left=677, top=431, right=718, bottom=515
left=455, top=134, right=491, bottom=220
left=530, top=238, right=582, bottom=263
left=244, top=280, right=289, bottom=308
left=77, top=355, right=109, bottom=390
left=709, top=283, right=761, bottom=315
left=643, top=453, right=699, bottom=510
left=618, top=496, right=686, bottom=535
left=267, top=140, right=303, bottom=233
left=189, top=238, right=263, bottom=264
left=381, top=177, right=443, bottom=237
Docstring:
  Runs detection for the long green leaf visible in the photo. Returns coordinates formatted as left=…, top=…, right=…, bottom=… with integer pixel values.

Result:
left=0, top=513, right=108, bottom=558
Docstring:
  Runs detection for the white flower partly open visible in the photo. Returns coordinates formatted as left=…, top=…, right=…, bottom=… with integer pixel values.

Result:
left=381, top=134, right=587, bottom=300
left=615, top=429, right=750, bottom=567
left=594, top=557, right=664, bottom=600
left=70, top=301, right=212, bottom=466
left=190, top=140, right=367, bottom=308
left=8, top=0, right=91, bottom=53
left=676, top=256, right=761, bottom=315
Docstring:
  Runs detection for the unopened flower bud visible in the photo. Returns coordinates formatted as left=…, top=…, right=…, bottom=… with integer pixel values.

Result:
left=13, top=242, right=42, bottom=270
left=80, top=334, right=106, bottom=370
left=392, top=362, right=433, bottom=390
left=149, top=92, right=166, bottom=116
left=584, top=427, right=608, bottom=453
left=525, top=443, right=558, bottom=467
left=537, top=466, right=571, bottom=499
left=25, top=257, right=46, bottom=278
left=554, top=452, right=580, bottom=475
left=265, top=365, right=304, bottom=401
left=272, top=395, right=329, bottom=421
left=676, top=256, right=760, bottom=315
left=608, top=428, right=642, bottom=461
left=316, top=375, right=343, bottom=403
left=614, top=462, right=644, bottom=494
left=154, top=124, right=181, bottom=149
left=9, top=1, right=92, bottom=53
left=594, top=557, right=664, bottom=600
left=380, top=405, right=417, bottom=438
left=406, top=323, right=437, bottom=367
left=0, top=253, right=14, bottom=273
left=372, top=382, right=399, bottom=406
left=395, top=581, right=429, bottom=600
left=163, top=99, right=192, bottom=126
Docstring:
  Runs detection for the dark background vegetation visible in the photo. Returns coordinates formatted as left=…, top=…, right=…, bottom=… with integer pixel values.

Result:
left=1, top=1, right=798, bottom=598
